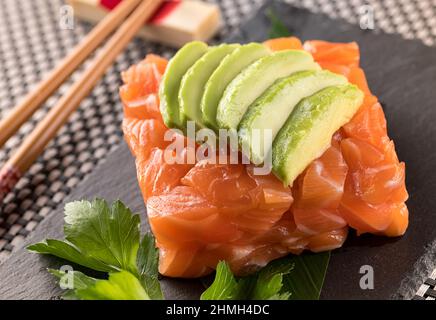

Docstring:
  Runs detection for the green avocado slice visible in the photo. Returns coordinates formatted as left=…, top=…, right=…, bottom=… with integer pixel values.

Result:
left=272, top=84, right=364, bottom=186
left=216, top=50, right=320, bottom=130
left=201, top=43, right=271, bottom=130
left=179, top=44, right=240, bottom=128
left=238, top=70, right=348, bottom=164
left=159, top=41, right=208, bottom=129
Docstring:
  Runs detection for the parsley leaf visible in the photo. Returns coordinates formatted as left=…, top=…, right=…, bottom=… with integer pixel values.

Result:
left=28, top=199, right=141, bottom=274
left=50, top=269, right=149, bottom=300
left=64, top=199, right=140, bottom=274
left=27, top=199, right=164, bottom=300
left=201, top=260, right=293, bottom=300
left=136, top=234, right=163, bottom=300
left=251, top=258, right=294, bottom=300
left=201, top=252, right=330, bottom=300
left=49, top=269, right=97, bottom=299
left=200, top=261, right=239, bottom=300
left=27, top=239, right=113, bottom=273
left=76, top=271, right=150, bottom=300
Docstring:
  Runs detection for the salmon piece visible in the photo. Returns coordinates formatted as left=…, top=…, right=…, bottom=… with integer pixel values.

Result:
left=120, top=54, right=167, bottom=120
left=294, top=142, right=348, bottom=209
left=319, top=62, right=376, bottom=100
left=347, top=66, right=372, bottom=96
left=141, top=54, right=168, bottom=75
left=230, top=244, right=290, bottom=275
left=121, top=54, right=167, bottom=85
left=304, top=40, right=360, bottom=67
left=306, top=227, right=348, bottom=252
left=122, top=117, right=170, bottom=158
left=227, top=206, right=289, bottom=234
left=263, top=37, right=303, bottom=51
left=158, top=245, right=213, bottom=278
left=382, top=141, right=408, bottom=204
left=147, top=186, right=242, bottom=245
left=294, top=208, right=347, bottom=235
left=121, top=92, right=162, bottom=120
left=292, top=140, right=348, bottom=235
left=318, top=61, right=352, bottom=78
left=342, top=102, right=389, bottom=150
left=250, top=212, right=311, bottom=256
left=360, top=161, right=407, bottom=205
left=246, top=165, right=294, bottom=211
left=339, top=138, right=408, bottom=235
left=319, top=64, right=367, bottom=92
left=181, top=160, right=293, bottom=233
left=136, top=148, right=193, bottom=201
left=249, top=211, right=343, bottom=259
left=171, top=242, right=290, bottom=276
left=339, top=192, right=394, bottom=234
left=341, top=138, right=407, bottom=205
left=181, top=161, right=256, bottom=207
left=383, top=203, right=409, bottom=237
left=341, top=137, right=385, bottom=169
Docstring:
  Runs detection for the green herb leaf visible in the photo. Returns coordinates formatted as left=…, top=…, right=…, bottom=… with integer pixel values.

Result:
left=49, top=269, right=97, bottom=290
left=202, top=253, right=330, bottom=300
left=27, top=239, right=113, bottom=273
left=76, top=270, right=150, bottom=300
left=251, top=258, right=294, bottom=300
left=201, top=260, right=293, bottom=300
left=28, top=199, right=164, bottom=300
left=266, top=8, right=291, bottom=39
left=136, top=233, right=164, bottom=300
left=268, top=292, right=292, bottom=300
left=64, top=199, right=140, bottom=274
left=283, top=252, right=331, bottom=300
left=49, top=269, right=149, bottom=300
left=201, top=261, right=239, bottom=300
left=48, top=269, right=97, bottom=300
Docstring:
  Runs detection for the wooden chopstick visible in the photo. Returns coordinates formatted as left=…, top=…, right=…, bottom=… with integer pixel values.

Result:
left=0, top=0, right=143, bottom=149
left=0, top=0, right=163, bottom=201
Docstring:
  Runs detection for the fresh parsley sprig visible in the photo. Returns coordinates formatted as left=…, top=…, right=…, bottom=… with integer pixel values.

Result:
left=200, top=260, right=293, bottom=300
left=27, top=199, right=163, bottom=300
left=200, top=252, right=330, bottom=300
left=49, top=269, right=150, bottom=300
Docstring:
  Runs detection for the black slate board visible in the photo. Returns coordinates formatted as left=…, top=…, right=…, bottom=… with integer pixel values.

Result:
left=1, top=1, right=436, bottom=300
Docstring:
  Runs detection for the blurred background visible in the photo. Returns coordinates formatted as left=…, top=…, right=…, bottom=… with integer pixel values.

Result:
left=0, top=0, right=434, bottom=279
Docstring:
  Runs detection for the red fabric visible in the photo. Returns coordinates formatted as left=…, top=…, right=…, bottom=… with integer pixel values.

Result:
left=100, top=0, right=121, bottom=10
left=100, top=0, right=181, bottom=24
left=149, top=0, right=181, bottom=24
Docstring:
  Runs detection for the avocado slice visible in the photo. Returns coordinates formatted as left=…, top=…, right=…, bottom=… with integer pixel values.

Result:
left=272, top=84, right=364, bottom=186
left=179, top=44, right=240, bottom=128
left=159, top=41, right=208, bottom=129
left=239, top=70, right=348, bottom=164
left=216, top=50, right=320, bottom=130
left=201, top=43, right=271, bottom=130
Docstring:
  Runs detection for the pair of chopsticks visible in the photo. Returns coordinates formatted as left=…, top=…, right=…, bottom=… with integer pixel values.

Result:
left=0, top=0, right=163, bottom=202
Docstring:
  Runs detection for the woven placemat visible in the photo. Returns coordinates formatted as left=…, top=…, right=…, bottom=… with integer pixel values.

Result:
left=0, top=0, right=435, bottom=299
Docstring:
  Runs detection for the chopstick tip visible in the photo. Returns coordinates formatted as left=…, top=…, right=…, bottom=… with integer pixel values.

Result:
left=0, top=165, right=21, bottom=202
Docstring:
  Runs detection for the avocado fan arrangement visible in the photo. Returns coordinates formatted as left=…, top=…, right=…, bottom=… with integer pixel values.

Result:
left=159, top=41, right=363, bottom=186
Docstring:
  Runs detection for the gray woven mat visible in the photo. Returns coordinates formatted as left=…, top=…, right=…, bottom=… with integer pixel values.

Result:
left=0, top=0, right=435, bottom=299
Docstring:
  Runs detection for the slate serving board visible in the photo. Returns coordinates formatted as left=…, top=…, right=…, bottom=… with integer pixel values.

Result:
left=0, top=1, right=435, bottom=300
